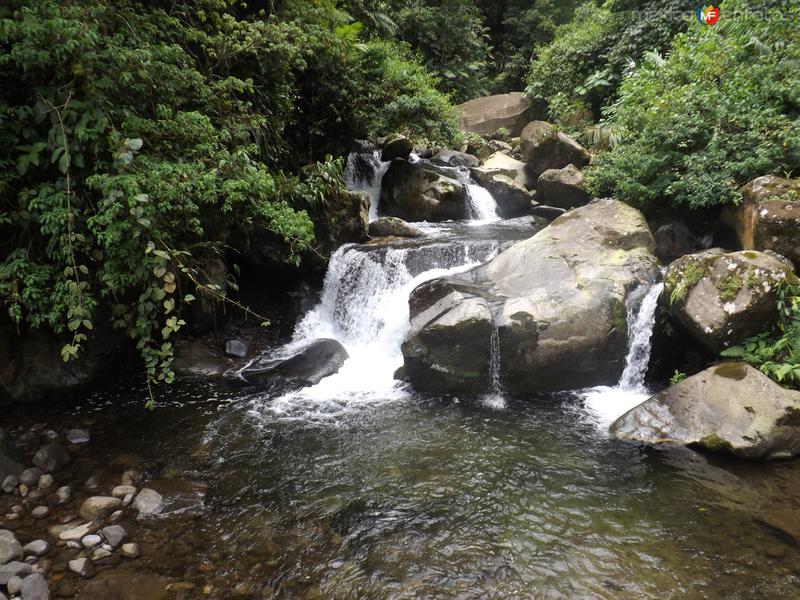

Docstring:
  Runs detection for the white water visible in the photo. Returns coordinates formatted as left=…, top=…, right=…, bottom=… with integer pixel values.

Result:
left=466, top=184, right=500, bottom=223
left=344, top=150, right=389, bottom=222
left=583, top=282, right=664, bottom=428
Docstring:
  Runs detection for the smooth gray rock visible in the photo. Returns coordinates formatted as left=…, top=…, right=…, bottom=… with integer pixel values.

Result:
left=111, top=485, right=136, bottom=499
left=379, top=159, right=468, bottom=222
left=470, top=168, right=533, bottom=218
left=30, top=506, right=49, bottom=519
left=65, top=429, right=90, bottom=445
left=430, top=149, right=480, bottom=168
left=520, top=121, right=589, bottom=178
left=2, top=475, right=18, bottom=494
left=243, top=339, right=349, bottom=391
left=612, top=363, right=800, bottom=459
left=59, top=522, right=96, bottom=542
left=133, top=480, right=207, bottom=520
left=19, top=468, right=42, bottom=487
left=7, top=574, right=22, bottom=595
left=53, top=486, right=72, bottom=506
left=36, top=474, right=54, bottom=493
left=536, top=164, right=591, bottom=209
left=22, top=540, right=49, bottom=558
left=100, top=525, right=126, bottom=548
left=82, top=535, right=102, bottom=549
left=21, top=572, right=49, bottom=600
left=31, top=445, right=69, bottom=473
left=132, top=488, right=163, bottom=518
left=121, top=542, right=140, bottom=558
left=368, top=217, right=423, bottom=239
left=457, top=92, right=542, bottom=137
left=0, top=530, right=22, bottom=565
left=223, top=339, right=249, bottom=359
left=381, top=136, right=414, bottom=162
left=79, top=497, right=121, bottom=522
left=68, top=557, right=94, bottom=578
left=0, top=561, right=32, bottom=585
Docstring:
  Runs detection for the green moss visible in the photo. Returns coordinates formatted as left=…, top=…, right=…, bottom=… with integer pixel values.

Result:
left=714, top=362, right=748, bottom=380
left=717, top=273, right=744, bottom=302
left=742, top=251, right=760, bottom=260
left=669, top=260, right=707, bottom=305
left=697, top=433, right=734, bottom=452
left=746, top=269, right=759, bottom=289
left=611, top=298, right=627, bottom=334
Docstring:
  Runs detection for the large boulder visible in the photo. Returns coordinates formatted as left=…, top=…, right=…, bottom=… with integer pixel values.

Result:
left=611, top=363, right=800, bottom=460
left=430, top=149, right=480, bottom=168
left=402, top=199, right=660, bottom=394
left=472, top=152, right=532, bottom=190
left=457, top=92, right=544, bottom=137
left=316, top=189, right=369, bottom=252
left=368, top=217, right=423, bottom=239
left=520, top=121, right=590, bottom=179
left=536, top=164, right=591, bottom=209
left=243, top=339, right=348, bottom=389
left=471, top=173, right=533, bottom=219
left=722, top=176, right=800, bottom=267
left=381, top=136, right=414, bottom=162
left=664, top=249, right=798, bottom=354
left=379, top=159, right=468, bottom=222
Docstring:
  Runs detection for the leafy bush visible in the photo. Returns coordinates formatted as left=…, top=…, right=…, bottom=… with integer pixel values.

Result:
left=587, top=0, right=800, bottom=209
left=722, top=283, right=800, bottom=389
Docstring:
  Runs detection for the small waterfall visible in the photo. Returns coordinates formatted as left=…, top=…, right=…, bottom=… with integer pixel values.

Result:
left=344, top=150, right=389, bottom=222
left=466, top=184, right=500, bottom=223
left=481, top=313, right=506, bottom=410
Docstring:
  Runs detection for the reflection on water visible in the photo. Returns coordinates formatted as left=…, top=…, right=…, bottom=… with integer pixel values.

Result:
left=7, top=378, right=800, bottom=599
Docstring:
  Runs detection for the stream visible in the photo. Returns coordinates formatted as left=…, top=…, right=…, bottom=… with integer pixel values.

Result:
left=4, top=156, right=800, bottom=599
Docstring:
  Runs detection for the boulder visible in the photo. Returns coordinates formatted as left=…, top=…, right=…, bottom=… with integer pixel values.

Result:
left=472, top=152, right=532, bottom=190
left=457, top=93, right=544, bottom=137
left=0, top=530, right=22, bottom=565
left=402, top=199, right=659, bottom=394
left=530, top=205, right=567, bottom=221
left=722, top=176, right=800, bottom=266
left=664, top=249, right=798, bottom=354
left=653, top=220, right=701, bottom=263
left=172, top=340, right=234, bottom=378
left=471, top=173, right=533, bottom=219
left=611, top=363, right=800, bottom=459
left=223, top=338, right=249, bottom=359
left=381, top=137, right=414, bottom=162
left=520, top=121, right=590, bottom=179
left=430, top=149, right=480, bottom=168
left=32, top=444, right=69, bottom=473
left=379, top=159, right=468, bottom=222
left=316, top=189, right=369, bottom=255
left=79, top=497, right=122, bottom=522
left=21, top=573, right=49, bottom=600
left=536, top=164, right=591, bottom=209
left=368, top=217, right=423, bottom=239
left=133, top=480, right=206, bottom=520
left=242, top=339, right=348, bottom=390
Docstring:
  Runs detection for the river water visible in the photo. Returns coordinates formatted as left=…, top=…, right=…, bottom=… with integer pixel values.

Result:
left=4, top=158, right=800, bottom=598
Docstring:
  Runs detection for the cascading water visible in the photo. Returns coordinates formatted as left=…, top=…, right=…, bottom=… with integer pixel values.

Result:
left=582, top=282, right=664, bottom=427
left=481, top=314, right=506, bottom=410
left=343, top=150, right=389, bottom=222
left=466, top=183, right=500, bottom=223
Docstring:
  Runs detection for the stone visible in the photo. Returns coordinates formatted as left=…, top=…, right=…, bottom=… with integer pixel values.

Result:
left=472, top=151, right=532, bottom=190
left=81, top=535, right=101, bottom=549
left=30, top=506, right=49, bottom=519
left=19, top=468, right=42, bottom=487
left=403, top=199, right=659, bottom=394
left=107, top=510, right=123, bottom=523
left=31, top=445, right=69, bottom=473
left=19, top=483, right=29, bottom=496
left=65, top=429, right=90, bottom=445
left=243, top=339, right=349, bottom=391
left=68, top=558, right=95, bottom=579
left=536, top=164, right=591, bottom=209
left=53, top=486, right=72, bottom=506
left=58, top=522, right=96, bottom=543
left=0, top=530, right=22, bottom=565
left=520, top=121, right=590, bottom=179
left=722, top=175, right=800, bottom=267
left=171, top=341, right=233, bottom=378
left=7, top=575, right=22, bottom=595
left=79, top=497, right=121, bottom=522
left=111, top=485, right=136, bottom=499
left=368, top=217, right=423, bottom=239
left=381, top=136, right=414, bottom=162
left=430, top=149, right=480, bottom=168
left=665, top=249, right=798, bottom=354
left=470, top=171, right=533, bottom=219
left=530, top=205, right=566, bottom=221
left=99, top=526, right=126, bottom=549
left=0, top=561, right=32, bottom=585
left=379, top=159, right=468, bottom=222
left=120, top=470, right=141, bottom=486
left=223, top=339, right=249, bottom=359
left=132, top=480, right=207, bottom=520
left=20, top=573, right=49, bottom=600
left=36, top=474, right=54, bottom=493
left=83, top=476, right=101, bottom=492
left=132, top=488, right=163, bottom=518
left=22, top=541, right=49, bottom=558
left=120, top=543, right=139, bottom=558
left=457, top=92, right=544, bottom=137
left=653, top=220, right=701, bottom=263
left=611, top=363, right=800, bottom=460
left=91, top=548, right=112, bottom=563
left=2, top=475, right=18, bottom=494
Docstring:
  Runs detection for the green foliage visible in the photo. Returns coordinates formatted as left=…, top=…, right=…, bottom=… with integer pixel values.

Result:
left=668, top=261, right=707, bottom=305
left=587, top=0, right=800, bottom=209
left=721, top=283, right=800, bottom=389
left=670, top=370, right=688, bottom=385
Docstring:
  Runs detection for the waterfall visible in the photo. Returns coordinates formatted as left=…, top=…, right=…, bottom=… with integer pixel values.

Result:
left=344, top=150, right=389, bottom=222
left=582, top=282, right=664, bottom=427
left=466, top=184, right=500, bottom=223
left=481, top=314, right=506, bottom=410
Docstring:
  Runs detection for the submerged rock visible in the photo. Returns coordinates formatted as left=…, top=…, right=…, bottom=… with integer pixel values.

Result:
left=403, top=198, right=659, bottom=394
left=520, top=121, right=589, bottom=179
left=664, top=249, right=798, bottom=354
left=368, top=217, right=423, bottom=239
left=611, top=363, right=800, bottom=459
left=133, top=480, right=207, bottom=520
left=243, top=339, right=349, bottom=390
left=379, top=159, right=468, bottom=222
left=535, top=164, right=591, bottom=209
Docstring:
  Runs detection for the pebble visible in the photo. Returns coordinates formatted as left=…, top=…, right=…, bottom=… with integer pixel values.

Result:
left=122, top=493, right=134, bottom=508
left=32, top=445, right=70, bottom=473
left=83, top=476, right=101, bottom=492
left=30, top=506, right=49, bottom=519
left=107, top=510, right=123, bottom=524
left=53, top=486, right=72, bottom=506
left=68, top=557, right=95, bottom=578
left=44, top=430, right=59, bottom=441
left=224, top=338, right=249, bottom=358
left=59, top=522, right=96, bottom=542
left=66, top=541, right=81, bottom=550
left=120, top=470, right=141, bottom=486
left=100, top=525, right=126, bottom=548
left=91, top=548, right=112, bottom=562
left=22, top=540, right=49, bottom=558
left=21, top=572, right=49, bottom=600
left=18, top=469, right=42, bottom=488
left=10, top=505, right=24, bottom=514
left=19, top=483, right=29, bottom=497
left=81, top=535, right=102, bottom=549
left=0, top=561, right=32, bottom=585
left=121, top=543, right=139, bottom=558
left=6, top=575, right=22, bottom=595
left=37, top=474, right=54, bottom=493
left=65, top=429, right=90, bottom=445
left=0, top=529, right=23, bottom=564
left=79, top=496, right=121, bottom=521
left=1, top=475, right=17, bottom=494
left=132, top=488, right=163, bottom=517
left=111, top=485, right=136, bottom=499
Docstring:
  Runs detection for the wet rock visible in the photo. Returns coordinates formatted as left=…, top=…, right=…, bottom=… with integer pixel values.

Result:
left=81, top=535, right=101, bottom=549
left=722, top=175, right=800, bottom=266
left=79, top=497, right=121, bottom=522
left=83, top=476, right=101, bottom=492
left=315, top=189, right=371, bottom=256
left=120, top=470, right=141, bottom=486
left=107, top=510, right=123, bottom=523
left=472, top=151, right=532, bottom=190
left=99, top=526, right=126, bottom=549
left=520, top=121, right=590, bottom=179
left=243, top=339, right=349, bottom=390
left=19, top=483, right=29, bottom=496
left=30, top=506, right=49, bottom=519
left=223, top=339, right=249, bottom=359
left=457, top=92, right=543, bottom=137
left=91, top=548, right=113, bottom=564
left=665, top=249, right=798, bottom=353
left=759, top=509, right=800, bottom=542
left=32, top=445, right=69, bottom=473
left=379, top=159, right=468, bottom=222
left=403, top=199, right=659, bottom=394
left=65, top=429, right=89, bottom=445
left=132, top=488, right=163, bottom=518
left=0, top=561, right=32, bottom=585
left=430, top=149, right=480, bottom=168
left=68, top=558, right=94, bottom=579
left=53, top=486, right=72, bottom=506
left=172, top=340, right=234, bottom=379
left=368, top=217, right=423, bottom=239
left=120, top=543, right=139, bottom=558
left=133, top=479, right=207, bottom=520
left=37, top=474, right=54, bottom=493
left=612, top=363, right=800, bottom=459
left=653, top=220, right=701, bottom=263
left=470, top=170, right=533, bottom=218
left=58, top=522, right=97, bottom=543
left=19, top=468, right=42, bottom=488
left=535, top=164, right=591, bottom=209
left=2, top=475, right=18, bottom=494
left=7, top=575, right=22, bottom=595
left=22, top=541, right=49, bottom=558
left=0, top=530, right=22, bottom=565
left=111, top=485, right=136, bottom=499
left=20, top=573, right=49, bottom=600
left=530, top=205, right=567, bottom=221
left=381, top=136, right=414, bottom=162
